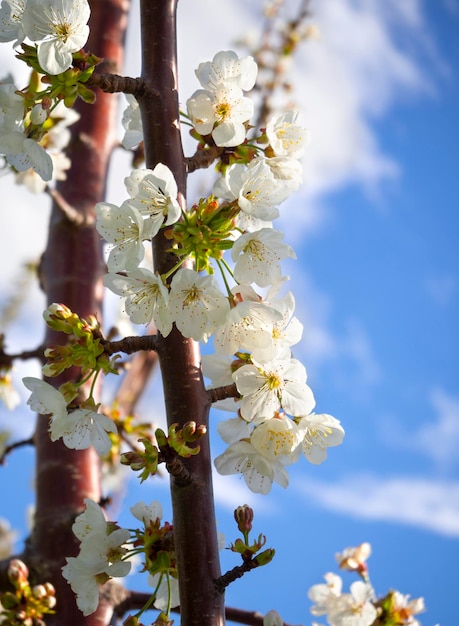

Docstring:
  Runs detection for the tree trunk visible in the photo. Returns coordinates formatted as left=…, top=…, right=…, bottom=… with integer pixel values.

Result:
left=26, top=1, right=130, bottom=624
left=138, top=1, right=225, bottom=624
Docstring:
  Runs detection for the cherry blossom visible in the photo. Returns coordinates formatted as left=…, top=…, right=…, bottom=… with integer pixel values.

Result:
left=130, top=500, right=163, bottom=525
left=213, top=299, right=282, bottom=356
left=266, top=110, right=308, bottom=158
left=0, top=0, right=27, bottom=46
left=21, top=0, right=90, bottom=75
left=148, top=572, right=180, bottom=611
left=72, top=499, right=108, bottom=542
left=233, top=357, right=315, bottom=424
left=169, top=268, right=230, bottom=341
left=195, top=50, right=257, bottom=92
left=231, top=227, right=296, bottom=288
left=213, top=159, right=290, bottom=221
left=0, top=368, right=20, bottom=409
left=96, top=201, right=153, bottom=272
left=214, top=439, right=289, bottom=494
left=308, top=572, right=343, bottom=617
left=336, top=542, right=372, bottom=574
left=22, top=377, right=116, bottom=456
left=103, top=268, right=172, bottom=334
left=327, top=580, right=378, bottom=626
left=250, top=414, right=303, bottom=463
left=124, top=164, right=181, bottom=233
left=297, top=413, right=345, bottom=465
left=121, top=94, right=143, bottom=149
left=187, top=84, right=253, bottom=147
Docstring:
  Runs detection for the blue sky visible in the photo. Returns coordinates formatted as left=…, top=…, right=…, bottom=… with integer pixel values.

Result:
left=0, top=0, right=458, bottom=624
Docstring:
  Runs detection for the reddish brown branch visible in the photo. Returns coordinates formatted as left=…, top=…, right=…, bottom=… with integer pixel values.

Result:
left=87, top=72, right=150, bottom=96
left=185, top=145, right=224, bottom=173
left=207, top=384, right=239, bottom=404
left=101, top=334, right=158, bottom=356
left=112, top=591, right=296, bottom=626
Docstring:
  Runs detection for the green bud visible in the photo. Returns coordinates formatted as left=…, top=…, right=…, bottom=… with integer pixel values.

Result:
left=253, top=548, right=275, bottom=567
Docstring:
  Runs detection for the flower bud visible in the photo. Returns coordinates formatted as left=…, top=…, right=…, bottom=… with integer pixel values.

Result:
left=234, top=505, right=254, bottom=534
left=8, top=558, right=29, bottom=584
left=253, top=548, right=275, bottom=567
left=30, top=103, right=48, bottom=125
left=32, top=584, right=47, bottom=599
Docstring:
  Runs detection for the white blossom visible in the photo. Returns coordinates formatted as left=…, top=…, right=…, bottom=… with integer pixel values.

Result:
left=21, top=0, right=90, bottom=75
left=251, top=414, right=303, bottom=464
left=213, top=299, right=282, bottom=356
left=214, top=439, right=289, bottom=494
left=78, top=527, right=131, bottom=578
left=130, top=500, right=163, bottom=525
left=336, top=543, right=371, bottom=573
left=121, top=94, right=143, bottom=149
left=213, top=159, right=290, bottom=221
left=22, top=377, right=117, bottom=456
left=0, top=369, right=20, bottom=410
left=231, top=227, right=296, bottom=287
left=96, top=201, right=153, bottom=272
left=265, top=155, right=303, bottom=190
left=252, top=291, right=303, bottom=362
left=49, top=406, right=117, bottom=456
left=72, top=499, right=107, bottom=542
left=124, top=164, right=181, bottom=233
left=186, top=84, right=253, bottom=147
left=62, top=557, right=104, bottom=616
left=266, top=110, right=308, bottom=158
left=0, top=130, right=53, bottom=180
left=328, top=581, right=377, bottom=626
left=0, top=0, right=27, bottom=46
left=103, top=268, right=172, bottom=334
left=169, top=268, right=230, bottom=341
left=217, top=416, right=251, bottom=444
left=148, top=572, right=180, bottom=611
left=298, top=413, right=345, bottom=465
left=308, top=572, right=343, bottom=617
left=195, top=50, right=257, bottom=92
left=233, top=357, right=315, bottom=424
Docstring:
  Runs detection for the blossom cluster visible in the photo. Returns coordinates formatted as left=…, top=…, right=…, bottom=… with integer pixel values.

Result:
left=0, top=0, right=90, bottom=75
left=103, top=50, right=345, bottom=494
left=308, top=543, right=425, bottom=626
left=62, top=498, right=179, bottom=616
left=0, top=0, right=90, bottom=185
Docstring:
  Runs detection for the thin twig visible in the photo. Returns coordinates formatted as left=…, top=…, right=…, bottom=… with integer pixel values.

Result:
left=0, top=346, right=45, bottom=367
left=45, top=187, right=90, bottom=227
left=0, top=437, right=34, bottom=465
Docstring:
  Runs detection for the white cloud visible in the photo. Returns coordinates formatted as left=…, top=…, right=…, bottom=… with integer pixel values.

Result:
left=379, top=388, right=459, bottom=472
left=295, top=473, right=459, bottom=537
left=412, top=389, right=459, bottom=471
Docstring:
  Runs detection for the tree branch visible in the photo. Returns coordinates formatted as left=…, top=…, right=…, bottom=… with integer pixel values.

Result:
left=101, top=334, right=158, bottom=356
left=207, top=383, right=239, bottom=404
left=0, top=437, right=34, bottom=466
left=87, top=73, right=150, bottom=96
